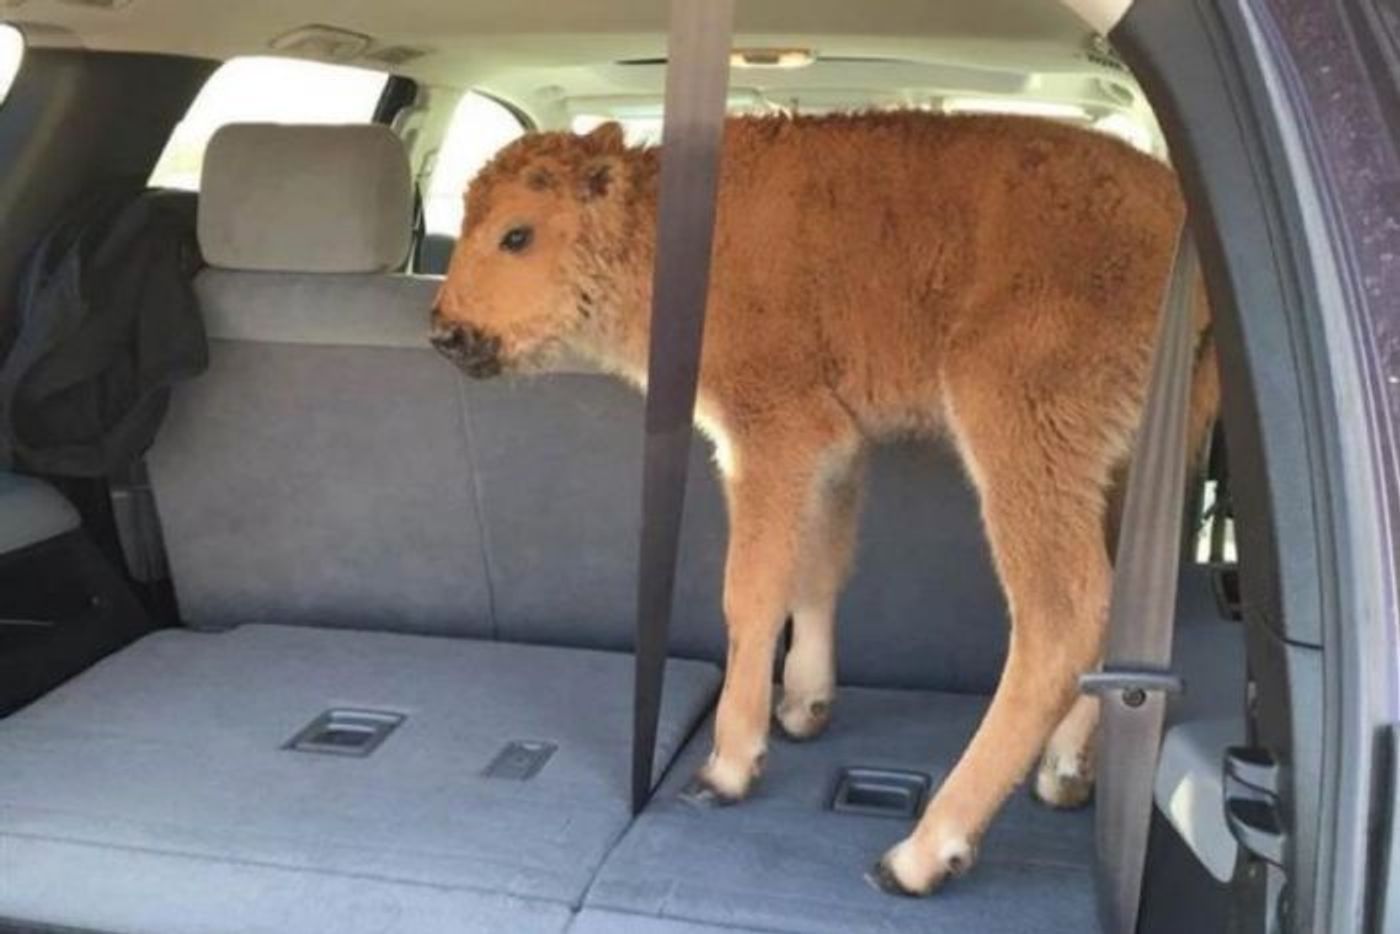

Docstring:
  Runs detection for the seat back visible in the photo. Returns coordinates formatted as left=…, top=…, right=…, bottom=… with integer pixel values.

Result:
left=148, top=124, right=493, bottom=636
left=464, top=372, right=1009, bottom=691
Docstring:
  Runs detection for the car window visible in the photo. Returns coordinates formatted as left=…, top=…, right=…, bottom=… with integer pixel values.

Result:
left=423, top=92, right=526, bottom=236
left=572, top=114, right=664, bottom=148
left=0, top=24, right=22, bottom=106
left=149, top=56, right=389, bottom=191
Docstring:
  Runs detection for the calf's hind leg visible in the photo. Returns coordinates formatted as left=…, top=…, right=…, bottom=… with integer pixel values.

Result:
left=1035, top=693, right=1100, bottom=808
left=684, top=423, right=858, bottom=804
left=776, top=449, right=866, bottom=741
left=872, top=373, right=1114, bottom=895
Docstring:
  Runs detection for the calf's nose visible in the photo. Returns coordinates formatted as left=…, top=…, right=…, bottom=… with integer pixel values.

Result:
left=429, top=320, right=504, bottom=378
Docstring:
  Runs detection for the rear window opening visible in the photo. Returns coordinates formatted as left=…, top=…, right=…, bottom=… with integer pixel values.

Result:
left=0, top=23, right=22, bottom=106
left=423, top=91, right=527, bottom=236
left=147, top=55, right=389, bottom=190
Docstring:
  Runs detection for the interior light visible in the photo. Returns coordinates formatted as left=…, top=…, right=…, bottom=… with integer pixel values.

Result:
left=731, top=48, right=816, bottom=70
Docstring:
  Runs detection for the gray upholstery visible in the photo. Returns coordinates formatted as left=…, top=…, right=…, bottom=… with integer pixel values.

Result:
left=3, top=843, right=573, bottom=934
left=570, top=911, right=772, bottom=933
left=0, top=471, right=77, bottom=553
left=460, top=375, right=729, bottom=662
left=587, top=686, right=1097, bottom=934
left=0, top=624, right=720, bottom=933
left=150, top=126, right=490, bottom=635
left=197, top=269, right=441, bottom=348
left=576, top=570, right=1237, bottom=934
left=199, top=124, right=412, bottom=274
left=147, top=337, right=494, bottom=635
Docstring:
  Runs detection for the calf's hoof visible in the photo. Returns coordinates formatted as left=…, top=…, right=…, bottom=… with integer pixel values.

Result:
left=775, top=695, right=832, bottom=741
left=678, top=753, right=763, bottom=808
left=1032, top=751, right=1095, bottom=810
left=867, top=836, right=977, bottom=897
left=679, top=774, right=742, bottom=809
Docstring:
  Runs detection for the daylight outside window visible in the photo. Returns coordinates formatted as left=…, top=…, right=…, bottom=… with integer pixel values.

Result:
left=0, top=24, right=23, bottom=106
left=148, top=56, right=388, bottom=190
left=424, top=92, right=526, bottom=236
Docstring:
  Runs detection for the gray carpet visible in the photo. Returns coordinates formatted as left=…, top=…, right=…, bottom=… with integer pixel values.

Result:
left=0, top=625, right=720, bottom=933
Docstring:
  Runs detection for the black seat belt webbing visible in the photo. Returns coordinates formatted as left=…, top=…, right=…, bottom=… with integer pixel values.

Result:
left=630, top=0, right=735, bottom=815
left=110, top=457, right=170, bottom=584
left=1081, top=223, right=1201, bottom=934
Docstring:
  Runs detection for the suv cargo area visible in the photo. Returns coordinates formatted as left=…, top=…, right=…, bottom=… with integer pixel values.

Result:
left=1, top=1, right=1335, bottom=931
left=0, top=123, right=1243, bottom=927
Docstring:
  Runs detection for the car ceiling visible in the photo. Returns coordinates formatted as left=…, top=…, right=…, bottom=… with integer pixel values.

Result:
left=6, top=0, right=1156, bottom=147
left=11, top=1, right=1100, bottom=82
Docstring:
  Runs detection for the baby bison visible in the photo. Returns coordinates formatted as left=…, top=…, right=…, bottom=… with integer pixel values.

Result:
left=431, top=112, right=1217, bottom=895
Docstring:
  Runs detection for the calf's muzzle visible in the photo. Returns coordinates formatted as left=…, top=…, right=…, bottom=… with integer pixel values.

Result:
left=430, top=317, right=504, bottom=378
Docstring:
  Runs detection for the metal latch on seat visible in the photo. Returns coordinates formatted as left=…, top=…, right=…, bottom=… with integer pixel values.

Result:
left=1080, top=668, right=1185, bottom=707
left=284, top=709, right=404, bottom=757
left=829, top=767, right=931, bottom=819
left=1223, top=746, right=1286, bottom=866
left=484, top=740, right=557, bottom=780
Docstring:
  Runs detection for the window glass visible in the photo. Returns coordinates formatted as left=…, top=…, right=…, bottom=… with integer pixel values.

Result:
left=1194, top=478, right=1238, bottom=565
left=149, top=56, right=388, bottom=190
left=0, top=24, right=22, bottom=106
left=571, top=114, right=663, bottom=148
left=424, top=92, right=526, bottom=235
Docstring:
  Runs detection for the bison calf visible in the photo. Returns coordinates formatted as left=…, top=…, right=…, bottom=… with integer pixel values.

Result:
left=431, top=112, right=1217, bottom=895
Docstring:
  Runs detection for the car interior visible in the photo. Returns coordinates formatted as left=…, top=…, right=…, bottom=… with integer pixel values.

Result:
left=0, top=1, right=1367, bottom=932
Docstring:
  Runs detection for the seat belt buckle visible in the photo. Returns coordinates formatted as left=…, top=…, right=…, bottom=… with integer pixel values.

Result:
left=1080, top=668, right=1185, bottom=708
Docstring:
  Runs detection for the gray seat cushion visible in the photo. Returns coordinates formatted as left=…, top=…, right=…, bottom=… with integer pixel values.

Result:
left=4, top=843, right=575, bottom=934
left=583, top=570, right=1238, bottom=934
left=569, top=911, right=773, bottom=933
left=586, top=686, right=1097, bottom=934
left=0, top=624, right=720, bottom=933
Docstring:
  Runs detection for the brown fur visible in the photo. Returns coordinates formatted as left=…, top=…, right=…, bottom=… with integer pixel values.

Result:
left=432, top=112, right=1219, bottom=895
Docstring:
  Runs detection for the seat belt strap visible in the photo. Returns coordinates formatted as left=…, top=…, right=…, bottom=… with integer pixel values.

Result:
left=110, top=457, right=170, bottom=584
left=630, top=0, right=735, bottom=815
left=1081, top=223, right=1201, bottom=934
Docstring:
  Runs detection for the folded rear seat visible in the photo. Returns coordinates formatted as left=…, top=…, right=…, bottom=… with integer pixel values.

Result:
left=0, top=124, right=719, bottom=933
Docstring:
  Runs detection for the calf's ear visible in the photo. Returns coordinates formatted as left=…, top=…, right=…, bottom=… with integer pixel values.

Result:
left=575, top=122, right=626, bottom=201
left=578, top=158, right=619, bottom=201
left=585, top=121, right=626, bottom=152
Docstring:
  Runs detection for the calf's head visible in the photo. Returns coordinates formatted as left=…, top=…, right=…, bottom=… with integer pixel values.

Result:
left=431, top=123, right=637, bottom=376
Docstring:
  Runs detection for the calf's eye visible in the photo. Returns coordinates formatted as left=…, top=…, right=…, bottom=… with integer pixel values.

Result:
left=500, top=226, right=533, bottom=253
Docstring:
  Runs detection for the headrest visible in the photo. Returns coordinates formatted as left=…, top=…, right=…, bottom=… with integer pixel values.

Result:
left=198, top=124, right=413, bottom=274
